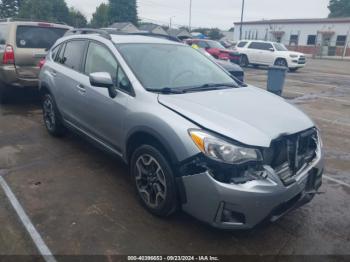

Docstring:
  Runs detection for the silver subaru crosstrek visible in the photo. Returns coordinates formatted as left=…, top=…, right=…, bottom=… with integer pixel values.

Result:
left=39, top=30, right=324, bottom=230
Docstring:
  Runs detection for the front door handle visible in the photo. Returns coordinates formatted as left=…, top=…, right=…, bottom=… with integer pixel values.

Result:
left=76, top=84, right=86, bottom=93
left=50, top=70, right=57, bottom=77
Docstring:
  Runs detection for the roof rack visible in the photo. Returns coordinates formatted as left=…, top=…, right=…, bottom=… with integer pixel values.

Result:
left=104, top=29, right=182, bottom=43
left=64, top=28, right=181, bottom=43
left=0, top=17, right=68, bottom=25
left=64, top=28, right=112, bottom=40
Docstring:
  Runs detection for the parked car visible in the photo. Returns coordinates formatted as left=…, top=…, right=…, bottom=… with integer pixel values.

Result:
left=185, top=39, right=241, bottom=64
left=236, top=40, right=306, bottom=72
left=196, top=48, right=245, bottom=82
left=0, top=18, right=71, bottom=103
left=39, top=30, right=324, bottom=230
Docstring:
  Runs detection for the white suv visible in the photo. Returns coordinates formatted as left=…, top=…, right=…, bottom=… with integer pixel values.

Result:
left=236, top=40, right=306, bottom=72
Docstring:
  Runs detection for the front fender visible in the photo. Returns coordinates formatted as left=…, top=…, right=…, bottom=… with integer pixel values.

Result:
left=123, top=105, right=201, bottom=165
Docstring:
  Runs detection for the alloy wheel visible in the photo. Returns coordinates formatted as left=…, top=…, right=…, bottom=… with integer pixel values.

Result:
left=43, top=96, right=56, bottom=131
left=135, top=154, right=167, bottom=209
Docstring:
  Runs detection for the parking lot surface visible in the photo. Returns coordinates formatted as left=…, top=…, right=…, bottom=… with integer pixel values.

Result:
left=0, top=59, right=349, bottom=257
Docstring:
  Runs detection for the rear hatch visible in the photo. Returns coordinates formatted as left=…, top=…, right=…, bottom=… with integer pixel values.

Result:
left=14, top=23, right=68, bottom=79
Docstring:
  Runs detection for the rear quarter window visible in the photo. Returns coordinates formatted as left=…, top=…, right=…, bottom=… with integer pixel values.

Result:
left=237, top=41, right=248, bottom=48
left=0, top=24, right=8, bottom=45
left=16, top=26, right=67, bottom=49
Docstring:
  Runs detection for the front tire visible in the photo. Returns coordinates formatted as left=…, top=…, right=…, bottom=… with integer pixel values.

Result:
left=274, top=58, right=288, bottom=68
left=240, top=55, right=250, bottom=67
left=131, top=145, right=178, bottom=217
left=42, top=93, right=65, bottom=137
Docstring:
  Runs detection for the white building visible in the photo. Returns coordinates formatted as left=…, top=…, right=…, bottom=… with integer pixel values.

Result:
left=234, top=18, right=350, bottom=57
left=139, top=24, right=168, bottom=35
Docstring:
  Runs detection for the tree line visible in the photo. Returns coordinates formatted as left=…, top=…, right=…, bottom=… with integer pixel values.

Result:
left=1, top=0, right=348, bottom=30
left=0, top=0, right=138, bottom=28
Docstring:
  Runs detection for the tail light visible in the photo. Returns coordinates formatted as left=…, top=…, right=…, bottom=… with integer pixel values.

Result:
left=2, top=45, right=15, bottom=64
left=38, top=58, right=46, bottom=69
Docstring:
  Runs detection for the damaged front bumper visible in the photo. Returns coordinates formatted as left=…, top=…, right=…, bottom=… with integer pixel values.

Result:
left=180, top=150, right=324, bottom=230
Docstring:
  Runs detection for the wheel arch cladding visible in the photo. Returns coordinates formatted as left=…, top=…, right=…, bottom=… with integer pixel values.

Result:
left=126, top=128, right=179, bottom=167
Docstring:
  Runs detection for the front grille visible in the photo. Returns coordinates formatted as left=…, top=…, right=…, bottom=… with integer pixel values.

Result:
left=298, top=56, right=306, bottom=64
left=263, top=128, right=318, bottom=185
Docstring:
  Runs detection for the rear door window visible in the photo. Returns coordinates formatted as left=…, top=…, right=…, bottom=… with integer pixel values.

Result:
left=248, top=42, right=263, bottom=50
left=61, top=40, right=87, bottom=72
left=16, top=26, right=67, bottom=49
left=0, top=24, right=8, bottom=45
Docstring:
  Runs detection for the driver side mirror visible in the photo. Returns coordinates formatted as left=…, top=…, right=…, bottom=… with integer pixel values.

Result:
left=89, top=72, right=117, bottom=98
left=269, top=47, right=275, bottom=52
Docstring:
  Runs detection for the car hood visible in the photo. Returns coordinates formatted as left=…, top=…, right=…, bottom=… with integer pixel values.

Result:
left=283, top=51, right=305, bottom=57
left=158, top=86, right=314, bottom=147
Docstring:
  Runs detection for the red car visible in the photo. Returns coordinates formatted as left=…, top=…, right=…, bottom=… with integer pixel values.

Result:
left=186, top=39, right=241, bottom=64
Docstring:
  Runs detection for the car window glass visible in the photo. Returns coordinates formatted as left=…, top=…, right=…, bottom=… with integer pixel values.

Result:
left=207, top=41, right=225, bottom=49
left=62, top=40, right=86, bottom=71
left=85, top=42, right=118, bottom=83
left=237, top=41, right=247, bottom=48
left=248, top=42, right=261, bottom=49
left=117, top=67, right=132, bottom=93
left=51, top=45, right=60, bottom=60
left=197, top=41, right=208, bottom=48
left=56, top=43, right=66, bottom=63
left=0, top=24, right=8, bottom=45
left=118, top=44, right=235, bottom=90
left=261, top=43, right=273, bottom=50
left=16, top=26, right=67, bottom=49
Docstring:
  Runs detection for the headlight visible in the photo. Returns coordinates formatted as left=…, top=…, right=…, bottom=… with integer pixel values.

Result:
left=189, top=130, right=262, bottom=164
left=290, top=54, right=298, bottom=58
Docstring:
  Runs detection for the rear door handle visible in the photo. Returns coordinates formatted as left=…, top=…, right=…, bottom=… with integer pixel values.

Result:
left=76, top=84, right=86, bottom=93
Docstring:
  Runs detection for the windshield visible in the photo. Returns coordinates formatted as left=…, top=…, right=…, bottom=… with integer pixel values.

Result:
left=207, top=40, right=225, bottom=49
left=117, top=43, right=236, bottom=91
left=273, top=43, right=288, bottom=51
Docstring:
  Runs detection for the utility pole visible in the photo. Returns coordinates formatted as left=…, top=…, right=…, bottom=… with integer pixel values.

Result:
left=189, top=0, right=192, bottom=32
left=342, top=27, right=350, bottom=59
left=169, top=16, right=175, bottom=29
left=239, top=0, right=245, bottom=40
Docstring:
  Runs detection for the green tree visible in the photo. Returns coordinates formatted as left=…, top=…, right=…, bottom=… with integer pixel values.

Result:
left=328, top=0, right=350, bottom=18
left=208, top=28, right=224, bottom=40
left=69, top=7, right=87, bottom=28
left=109, top=0, right=138, bottom=26
left=17, top=0, right=70, bottom=24
left=0, top=0, right=21, bottom=18
left=90, top=3, right=110, bottom=28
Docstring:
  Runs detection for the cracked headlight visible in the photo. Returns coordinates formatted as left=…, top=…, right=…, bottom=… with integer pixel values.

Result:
left=189, top=130, right=262, bottom=164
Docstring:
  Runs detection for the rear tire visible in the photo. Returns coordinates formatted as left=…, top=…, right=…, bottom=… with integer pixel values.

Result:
left=240, top=55, right=250, bottom=67
left=131, top=145, right=178, bottom=217
left=42, top=93, right=65, bottom=137
left=0, top=82, right=10, bottom=104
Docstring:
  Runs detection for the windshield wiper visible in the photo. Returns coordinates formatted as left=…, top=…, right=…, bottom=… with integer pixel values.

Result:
left=146, top=87, right=185, bottom=94
left=184, top=83, right=238, bottom=93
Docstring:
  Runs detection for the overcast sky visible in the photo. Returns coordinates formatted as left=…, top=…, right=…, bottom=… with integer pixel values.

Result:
left=65, top=0, right=330, bottom=30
